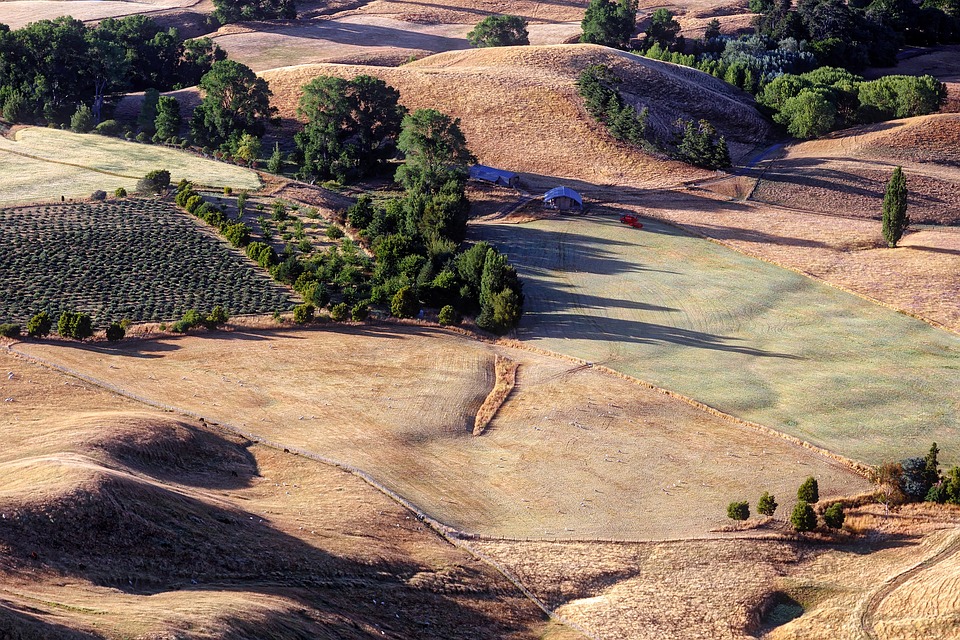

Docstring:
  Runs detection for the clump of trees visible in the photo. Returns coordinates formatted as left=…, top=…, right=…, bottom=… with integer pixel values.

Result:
left=294, top=75, right=406, bottom=183
left=136, top=169, right=171, bottom=194
left=26, top=311, right=52, bottom=338
left=580, top=0, right=638, bottom=49
left=468, top=14, right=529, bottom=47
left=212, top=0, right=296, bottom=24
left=57, top=311, right=93, bottom=340
left=0, top=323, right=20, bottom=338
left=171, top=306, right=230, bottom=333
left=875, top=443, right=960, bottom=507
left=190, top=60, right=276, bottom=155
left=881, top=166, right=909, bottom=247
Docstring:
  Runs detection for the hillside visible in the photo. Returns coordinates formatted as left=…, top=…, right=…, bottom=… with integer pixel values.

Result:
left=261, top=44, right=773, bottom=189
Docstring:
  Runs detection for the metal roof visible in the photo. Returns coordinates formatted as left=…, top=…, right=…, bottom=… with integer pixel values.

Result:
left=544, top=186, right=583, bottom=205
left=469, top=164, right=519, bottom=182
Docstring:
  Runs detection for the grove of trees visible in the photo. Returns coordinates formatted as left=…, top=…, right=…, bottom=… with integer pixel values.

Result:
left=467, top=15, right=530, bottom=47
left=581, top=0, right=638, bottom=49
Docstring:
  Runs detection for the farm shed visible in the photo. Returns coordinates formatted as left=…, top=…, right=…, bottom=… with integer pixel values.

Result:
left=544, top=186, right=583, bottom=211
left=470, top=164, right=521, bottom=187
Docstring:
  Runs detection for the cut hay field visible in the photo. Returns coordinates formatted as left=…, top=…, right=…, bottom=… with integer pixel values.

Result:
left=262, top=44, right=772, bottom=189
left=0, top=351, right=566, bottom=639
left=0, top=127, right=260, bottom=205
left=634, top=188, right=960, bottom=334
left=751, top=115, right=960, bottom=225
left=0, top=0, right=193, bottom=29
left=13, top=325, right=870, bottom=540
left=0, top=200, right=294, bottom=327
left=473, top=213, right=960, bottom=467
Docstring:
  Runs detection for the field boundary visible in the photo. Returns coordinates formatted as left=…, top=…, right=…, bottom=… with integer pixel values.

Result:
left=3, top=344, right=599, bottom=640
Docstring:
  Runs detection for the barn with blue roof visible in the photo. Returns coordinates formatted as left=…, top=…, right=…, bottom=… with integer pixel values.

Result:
left=469, top=164, right=521, bottom=188
left=544, top=186, right=583, bottom=211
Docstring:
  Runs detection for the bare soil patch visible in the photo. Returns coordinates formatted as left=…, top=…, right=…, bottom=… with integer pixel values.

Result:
left=14, top=325, right=869, bottom=540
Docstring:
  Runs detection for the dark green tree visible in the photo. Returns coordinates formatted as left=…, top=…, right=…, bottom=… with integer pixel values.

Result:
left=581, top=0, right=638, bottom=49
left=822, top=503, right=845, bottom=529
left=138, top=88, right=160, bottom=135
left=57, top=311, right=93, bottom=340
left=727, top=501, right=750, bottom=521
left=881, top=166, right=909, bottom=247
left=757, top=492, right=778, bottom=516
left=292, top=303, right=315, bottom=324
left=26, top=311, right=52, bottom=338
left=178, top=37, right=226, bottom=87
left=395, top=108, right=474, bottom=194
left=136, top=169, right=171, bottom=194
left=467, top=15, right=530, bottom=47
left=154, top=95, right=181, bottom=140
left=643, top=8, right=681, bottom=49
left=105, top=322, right=125, bottom=342
left=213, top=0, right=296, bottom=24
left=190, top=60, right=275, bottom=149
left=391, top=285, right=419, bottom=318
left=791, top=501, right=818, bottom=531
left=797, top=476, right=820, bottom=503
left=70, top=104, right=95, bottom=133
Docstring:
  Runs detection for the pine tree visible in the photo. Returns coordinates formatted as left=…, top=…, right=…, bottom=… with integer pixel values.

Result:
left=791, top=501, right=817, bottom=531
left=882, top=166, right=909, bottom=247
left=797, top=476, right=819, bottom=503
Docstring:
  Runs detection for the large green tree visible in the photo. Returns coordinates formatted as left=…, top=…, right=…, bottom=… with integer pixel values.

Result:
left=154, top=95, right=182, bottom=140
left=580, top=0, right=638, bottom=49
left=213, top=0, right=296, bottom=23
left=643, top=8, right=680, bottom=49
left=467, top=14, right=530, bottom=47
left=295, top=75, right=406, bottom=182
left=190, top=60, right=275, bottom=148
left=395, top=108, right=475, bottom=194
left=881, top=166, right=909, bottom=247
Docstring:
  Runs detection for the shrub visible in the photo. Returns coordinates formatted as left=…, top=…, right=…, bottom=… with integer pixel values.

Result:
left=0, top=323, right=21, bottom=338
left=94, top=119, right=123, bottom=137
left=727, top=501, right=750, bottom=521
left=136, top=131, right=149, bottom=143
left=57, top=311, right=93, bottom=340
left=91, top=190, right=107, bottom=201
left=330, top=302, right=349, bottom=321
left=438, top=305, right=460, bottom=326
left=70, top=105, right=94, bottom=133
left=136, top=169, right=171, bottom=194
left=223, top=186, right=233, bottom=195
left=114, top=187, right=127, bottom=198
left=757, top=492, right=778, bottom=517
left=391, top=286, right=419, bottom=318
left=351, top=302, right=369, bottom=322
left=105, top=322, right=125, bottom=342
left=246, top=242, right=278, bottom=268
left=205, top=305, right=230, bottom=328
left=293, top=303, right=315, bottom=324
left=797, top=477, right=819, bottom=503
left=185, top=195, right=204, bottom=214
left=326, top=225, right=345, bottom=239
left=823, top=503, right=845, bottom=529
left=791, top=501, right=817, bottom=532
left=27, top=311, right=52, bottom=338
left=224, top=222, right=252, bottom=247
left=347, top=195, right=375, bottom=229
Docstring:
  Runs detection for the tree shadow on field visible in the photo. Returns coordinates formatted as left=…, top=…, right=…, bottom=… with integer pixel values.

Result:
left=0, top=601, right=105, bottom=639
left=522, top=312, right=803, bottom=359
left=253, top=19, right=468, bottom=53
left=903, top=243, right=960, bottom=256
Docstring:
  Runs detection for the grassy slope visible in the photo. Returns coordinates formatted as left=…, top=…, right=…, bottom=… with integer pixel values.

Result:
left=0, top=128, right=259, bottom=205
left=474, top=214, right=960, bottom=466
left=0, top=352, right=561, bottom=639
left=261, top=44, right=772, bottom=189
left=14, top=325, right=869, bottom=540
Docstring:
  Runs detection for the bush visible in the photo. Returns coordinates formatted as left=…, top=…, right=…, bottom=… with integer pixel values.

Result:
left=105, top=322, right=125, bottom=342
left=797, top=477, right=819, bottom=503
left=94, top=119, right=123, bottom=137
left=27, top=311, right=52, bottom=338
left=205, top=305, right=230, bottom=328
left=757, top=492, right=778, bottom=517
left=185, top=195, right=204, bottom=214
left=347, top=195, right=375, bottom=229
left=438, top=305, right=460, bottom=326
left=351, top=302, right=369, bottom=322
left=224, top=222, right=252, bottom=247
left=293, top=303, right=315, bottom=324
left=330, top=302, right=349, bottom=321
left=91, top=190, right=107, bottom=201
left=114, top=187, right=127, bottom=198
left=246, top=241, right=278, bottom=268
left=326, top=225, right=345, bottom=240
left=57, top=311, right=93, bottom=340
left=727, top=501, right=750, bottom=521
left=391, top=286, right=419, bottom=318
left=0, top=323, right=21, bottom=338
left=791, top=501, right=817, bottom=532
left=136, top=169, right=171, bottom=194
left=70, top=105, right=94, bottom=133
left=823, top=503, right=845, bottom=529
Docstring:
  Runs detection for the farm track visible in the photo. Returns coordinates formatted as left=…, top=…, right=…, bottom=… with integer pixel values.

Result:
left=858, top=529, right=960, bottom=640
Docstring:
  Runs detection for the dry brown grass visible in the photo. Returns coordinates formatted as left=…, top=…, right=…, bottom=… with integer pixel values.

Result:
left=14, top=325, right=869, bottom=540
left=473, top=355, right=518, bottom=436
left=0, top=350, right=563, bottom=639
left=261, top=44, right=772, bottom=189
left=0, top=0, right=195, bottom=29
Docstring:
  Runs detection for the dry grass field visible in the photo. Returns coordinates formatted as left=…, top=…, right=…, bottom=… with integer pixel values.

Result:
left=0, top=0, right=194, bottom=29
left=13, top=325, right=870, bottom=540
left=0, top=127, right=259, bottom=204
left=474, top=213, right=960, bottom=466
left=751, top=115, right=960, bottom=225
left=0, top=350, right=570, bottom=639
left=632, top=188, right=960, bottom=334
left=262, top=44, right=772, bottom=189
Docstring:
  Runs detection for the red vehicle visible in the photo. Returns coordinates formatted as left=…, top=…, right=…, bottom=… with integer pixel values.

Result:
left=619, top=214, right=643, bottom=229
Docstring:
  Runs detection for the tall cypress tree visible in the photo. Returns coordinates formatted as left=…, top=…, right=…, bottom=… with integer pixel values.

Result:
left=882, top=166, right=909, bottom=247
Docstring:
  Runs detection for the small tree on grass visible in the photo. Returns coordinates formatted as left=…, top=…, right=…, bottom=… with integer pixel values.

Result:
left=71, top=105, right=94, bottom=133
left=57, top=311, right=93, bottom=341
left=205, top=305, right=230, bottom=328
left=0, top=324, right=21, bottom=338
left=727, top=501, right=750, bottom=521
left=791, top=501, right=817, bottom=532
left=823, top=503, right=845, bottom=529
left=136, top=169, right=171, bottom=194
left=757, top=492, right=778, bottom=517
left=467, top=15, right=530, bottom=47
left=881, top=166, right=909, bottom=247
left=293, top=303, right=315, bottom=324
left=391, top=286, right=419, bottom=319
left=330, top=302, right=349, bottom=321
left=27, top=311, right=52, bottom=338
left=438, top=305, right=459, bottom=326
left=797, top=477, right=819, bottom=503
left=105, top=322, right=125, bottom=342
left=267, top=142, right=284, bottom=174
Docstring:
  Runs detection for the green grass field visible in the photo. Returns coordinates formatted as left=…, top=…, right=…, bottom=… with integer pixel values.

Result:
left=0, top=127, right=261, bottom=205
left=0, top=200, right=294, bottom=327
left=475, top=214, right=960, bottom=466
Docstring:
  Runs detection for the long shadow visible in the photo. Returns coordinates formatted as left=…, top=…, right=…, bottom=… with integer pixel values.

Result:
left=251, top=19, right=469, bottom=53
left=904, top=244, right=960, bottom=256
left=0, top=602, right=104, bottom=639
